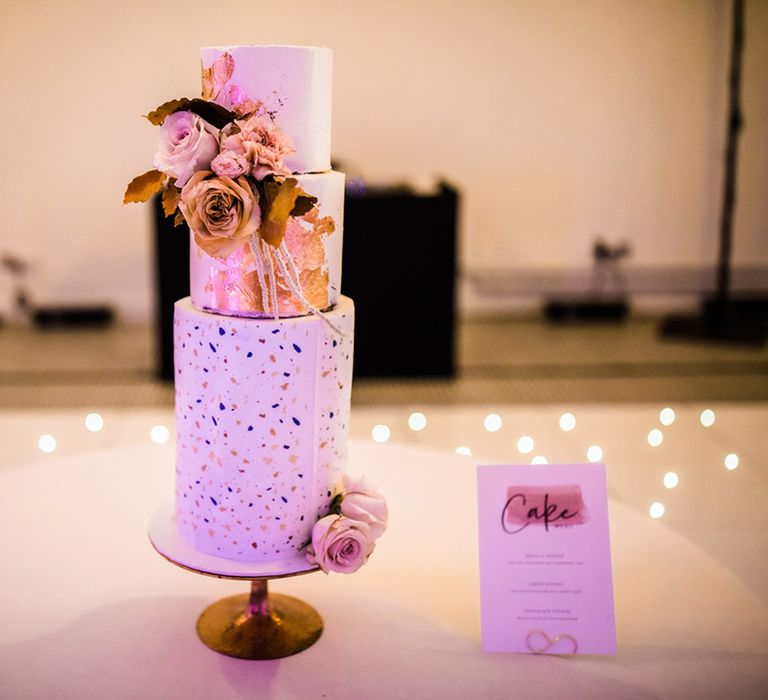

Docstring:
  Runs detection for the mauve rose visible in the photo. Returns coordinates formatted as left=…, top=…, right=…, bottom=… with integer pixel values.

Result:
left=220, top=114, right=293, bottom=181
left=153, top=111, right=218, bottom=188
left=340, top=475, right=388, bottom=540
left=178, top=171, right=260, bottom=259
left=211, top=150, right=248, bottom=178
left=306, top=514, right=375, bottom=574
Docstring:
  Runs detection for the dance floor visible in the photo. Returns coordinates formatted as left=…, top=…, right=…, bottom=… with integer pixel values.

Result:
left=1, top=402, right=766, bottom=698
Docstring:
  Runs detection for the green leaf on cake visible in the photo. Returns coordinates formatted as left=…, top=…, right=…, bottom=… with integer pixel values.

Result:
left=259, top=177, right=307, bottom=248
left=123, top=169, right=166, bottom=204
left=162, top=185, right=181, bottom=217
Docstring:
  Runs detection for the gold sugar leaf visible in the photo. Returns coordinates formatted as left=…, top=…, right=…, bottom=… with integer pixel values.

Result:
left=162, top=185, right=181, bottom=217
left=174, top=211, right=185, bottom=227
left=145, top=98, right=190, bottom=125
left=201, top=52, right=234, bottom=101
left=123, top=169, right=166, bottom=204
left=260, top=178, right=303, bottom=248
left=290, top=193, right=318, bottom=218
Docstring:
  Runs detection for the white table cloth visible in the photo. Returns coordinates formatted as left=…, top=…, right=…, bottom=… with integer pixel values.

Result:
left=1, top=432, right=767, bottom=699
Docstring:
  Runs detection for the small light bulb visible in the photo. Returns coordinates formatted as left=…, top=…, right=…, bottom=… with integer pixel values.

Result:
left=517, top=435, right=534, bottom=454
left=659, top=407, right=675, bottom=426
left=700, top=409, right=715, bottom=427
left=724, top=453, right=739, bottom=470
left=408, top=412, right=427, bottom=432
left=455, top=446, right=472, bottom=456
left=531, top=455, right=548, bottom=464
left=647, top=429, right=663, bottom=447
left=586, top=445, right=603, bottom=463
left=663, top=472, right=679, bottom=489
left=559, top=413, right=576, bottom=432
left=150, top=425, right=170, bottom=444
left=484, top=413, right=502, bottom=433
left=649, top=502, right=666, bottom=519
left=38, top=434, right=57, bottom=453
left=84, top=412, right=104, bottom=432
left=371, top=424, right=390, bottom=443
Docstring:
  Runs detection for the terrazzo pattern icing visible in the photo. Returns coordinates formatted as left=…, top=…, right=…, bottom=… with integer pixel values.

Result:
left=173, top=295, right=354, bottom=562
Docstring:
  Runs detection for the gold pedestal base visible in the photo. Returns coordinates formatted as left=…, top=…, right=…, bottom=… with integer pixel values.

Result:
left=148, top=509, right=324, bottom=659
left=197, top=582, right=323, bottom=659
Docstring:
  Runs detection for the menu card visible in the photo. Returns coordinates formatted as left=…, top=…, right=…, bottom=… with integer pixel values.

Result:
left=477, top=464, right=617, bottom=655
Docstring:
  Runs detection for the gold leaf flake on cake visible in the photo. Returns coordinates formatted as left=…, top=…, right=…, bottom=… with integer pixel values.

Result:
left=201, top=53, right=235, bottom=101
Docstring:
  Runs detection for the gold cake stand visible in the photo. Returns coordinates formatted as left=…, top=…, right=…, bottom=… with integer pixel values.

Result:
left=148, top=503, right=322, bottom=659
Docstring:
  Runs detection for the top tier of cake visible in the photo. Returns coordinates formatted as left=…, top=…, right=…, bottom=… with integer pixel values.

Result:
left=201, top=45, right=332, bottom=174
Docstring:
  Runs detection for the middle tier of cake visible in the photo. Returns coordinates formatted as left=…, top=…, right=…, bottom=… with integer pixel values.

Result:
left=189, top=170, right=345, bottom=319
left=174, top=295, right=354, bottom=563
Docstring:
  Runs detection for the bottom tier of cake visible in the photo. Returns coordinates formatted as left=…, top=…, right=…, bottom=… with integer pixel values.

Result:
left=173, top=295, right=354, bottom=562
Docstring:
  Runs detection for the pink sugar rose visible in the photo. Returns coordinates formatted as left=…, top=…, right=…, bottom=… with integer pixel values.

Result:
left=211, top=150, right=249, bottom=178
left=221, top=114, right=294, bottom=181
left=339, top=475, right=388, bottom=540
left=306, top=514, right=375, bottom=574
left=153, top=111, right=218, bottom=188
left=178, top=171, right=260, bottom=259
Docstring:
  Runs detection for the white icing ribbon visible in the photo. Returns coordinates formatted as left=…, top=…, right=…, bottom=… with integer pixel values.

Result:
left=247, top=233, right=346, bottom=337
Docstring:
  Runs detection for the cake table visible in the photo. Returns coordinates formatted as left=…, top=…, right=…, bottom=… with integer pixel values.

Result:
left=1, top=415, right=767, bottom=699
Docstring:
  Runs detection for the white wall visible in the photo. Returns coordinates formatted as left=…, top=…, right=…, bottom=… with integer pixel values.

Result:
left=0, top=0, right=765, bottom=320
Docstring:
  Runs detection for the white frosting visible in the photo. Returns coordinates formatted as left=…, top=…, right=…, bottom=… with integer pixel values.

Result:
left=201, top=45, right=332, bottom=174
left=174, top=295, right=354, bottom=562
left=189, top=170, right=345, bottom=318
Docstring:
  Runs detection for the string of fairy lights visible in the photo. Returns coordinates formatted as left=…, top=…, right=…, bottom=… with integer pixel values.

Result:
left=37, top=412, right=172, bottom=453
left=34, top=406, right=742, bottom=520
left=369, top=406, right=742, bottom=520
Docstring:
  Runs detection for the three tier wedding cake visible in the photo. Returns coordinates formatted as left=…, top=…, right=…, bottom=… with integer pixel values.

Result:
left=126, top=45, right=386, bottom=574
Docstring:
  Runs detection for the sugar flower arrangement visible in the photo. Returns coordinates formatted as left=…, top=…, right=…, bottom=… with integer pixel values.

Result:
left=307, top=475, right=388, bottom=574
left=124, top=53, right=323, bottom=317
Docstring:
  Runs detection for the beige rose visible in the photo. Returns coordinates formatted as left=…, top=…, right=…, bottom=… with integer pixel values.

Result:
left=339, top=475, right=388, bottom=540
left=306, top=514, right=375, bottom=574
left=179, top=171, right=260, bottom=259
